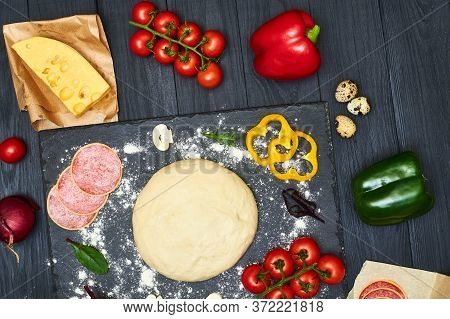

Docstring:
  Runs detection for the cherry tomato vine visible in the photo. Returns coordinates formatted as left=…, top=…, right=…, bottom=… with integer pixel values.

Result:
left=129, top=21, right=220, bottom=67
left=242, top=237, right=346, bottom=299
left=129, top=1, right=226, bottom=89
left=256, top=262, right=326, bottom=298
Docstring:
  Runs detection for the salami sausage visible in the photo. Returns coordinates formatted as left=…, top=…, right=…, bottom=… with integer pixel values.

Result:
left=47, top=187, right=97, bottom=230
left=362, top=288, right=404, bottom=299
left=359, top=280, right=406, bottom=299
left=57, top=167, right=107, bottom=215
left=71, top=143, right=122, bottom=195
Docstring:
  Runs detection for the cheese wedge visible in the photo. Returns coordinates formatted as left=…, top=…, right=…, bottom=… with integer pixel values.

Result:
left=12, top=37, right=110, bottom=116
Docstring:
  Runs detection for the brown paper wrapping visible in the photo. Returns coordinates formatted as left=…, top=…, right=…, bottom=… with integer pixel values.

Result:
left=348, top=261, right=450, bottom=299
left=3, top=15, right=118, bottom=131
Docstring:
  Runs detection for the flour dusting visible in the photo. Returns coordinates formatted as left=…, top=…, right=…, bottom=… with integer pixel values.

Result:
left=123, top=143, right=143, bottom=154
left=46, top=111, right=334, bottom=299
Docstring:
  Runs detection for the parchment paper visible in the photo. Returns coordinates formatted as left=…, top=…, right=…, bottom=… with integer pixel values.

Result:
left=3, top=15, right=118, bottom=131
left=348, top=261, right=450, bottom=299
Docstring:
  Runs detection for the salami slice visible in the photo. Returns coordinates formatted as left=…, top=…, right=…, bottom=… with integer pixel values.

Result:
left=359, top=280, right=406, bottom=299
left=362, top=288, right=404, bottom=299
left=57, top=167, right=107, bottom=215
left=47, top=187, right=97, bottom=230
left=71, top=143, right=122, bottom=195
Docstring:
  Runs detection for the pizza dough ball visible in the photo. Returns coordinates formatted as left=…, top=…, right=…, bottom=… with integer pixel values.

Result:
left=133, top=159, right=258, bottom=282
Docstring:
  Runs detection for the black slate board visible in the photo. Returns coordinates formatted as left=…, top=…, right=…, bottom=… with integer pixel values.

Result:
left=39, top=103, right=346, bottom=299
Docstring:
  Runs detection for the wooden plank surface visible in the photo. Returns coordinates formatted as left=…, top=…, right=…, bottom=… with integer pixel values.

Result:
left=379, top=0, right=450, bottom=273
left=0, top=0, right=54, bottom=299
left=18, top=0, right=99, bottom=299
left=308, top=0, right=413, bottom=286
left=27, top=0, right=96, bottom=19
left=0, top=0, right=449, bottom=298
left=98, top=0, right=178, bottom=120
left=168, top=0, right=248, bottom=113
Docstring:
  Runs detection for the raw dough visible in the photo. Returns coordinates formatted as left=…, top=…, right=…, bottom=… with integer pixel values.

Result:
left=133, top=159, right=258, bottom=282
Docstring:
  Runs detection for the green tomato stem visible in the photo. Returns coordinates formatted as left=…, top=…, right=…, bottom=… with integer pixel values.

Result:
left=129, top=20, right=215, bottom=65
left=146, top=10, right=158, bottom=27
left=257, top=263, right=323, bottom=298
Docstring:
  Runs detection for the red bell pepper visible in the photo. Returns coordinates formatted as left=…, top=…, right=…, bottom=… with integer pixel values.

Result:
left=250, top=10, right=321, bottom=80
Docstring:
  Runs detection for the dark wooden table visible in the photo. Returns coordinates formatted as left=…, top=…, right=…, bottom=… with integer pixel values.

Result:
left=1, top=0, right=449, bottom=298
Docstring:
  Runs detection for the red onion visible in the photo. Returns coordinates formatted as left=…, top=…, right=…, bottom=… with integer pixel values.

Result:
left=0, top=195, right=39, bottom=262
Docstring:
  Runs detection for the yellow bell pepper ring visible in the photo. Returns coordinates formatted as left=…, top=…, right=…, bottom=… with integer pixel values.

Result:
left=246, top=114, right=298, bottom=166
left=266, top=136, right=299, bottom=164
left=268, top=130, right=319, bottom=182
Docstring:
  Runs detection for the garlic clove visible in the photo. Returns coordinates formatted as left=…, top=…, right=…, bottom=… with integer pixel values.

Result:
left=152, top=124, right=173, bottom=152
left=206, top=292, right=222, bottom=299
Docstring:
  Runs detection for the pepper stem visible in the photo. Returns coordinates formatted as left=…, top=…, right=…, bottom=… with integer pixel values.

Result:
left=306, top=25, right=320, bottom=44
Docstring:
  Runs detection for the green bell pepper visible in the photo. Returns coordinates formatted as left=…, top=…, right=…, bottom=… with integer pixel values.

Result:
left=352, top=151, right=434, bottom=226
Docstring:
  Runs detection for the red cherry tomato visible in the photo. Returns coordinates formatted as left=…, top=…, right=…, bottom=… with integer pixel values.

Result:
left=265, top=286, right=295, bottom=299
left=196, top=62, right=223, bottom=89
left=153, top=39, right=179, bottom=64
left=241, top=264, right=271, bottom=294
left=289, top=270, right=321, bottom=298
left=132, top=1, right=157, bottom=25
left=152, top=11, right=180, bottom=37
left=129, top=30, right=154, bottom=57
left=201, top=30, right=226, bottom=58
left=177, top=22, right=202, bottom=47
left=316, top=254, right=346, bottom=285
left=263, top=248, right=294, bottom=280
left=289, top=237, right=321, bottom=267
left=0, top=137, right=27, bottom=164
left=174, top=51, right=201, bottom=77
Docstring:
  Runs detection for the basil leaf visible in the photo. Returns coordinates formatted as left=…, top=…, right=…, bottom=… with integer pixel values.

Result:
left=282, top=188, right=324, bottom=223
left=66, top=238, right=109, bottom=275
